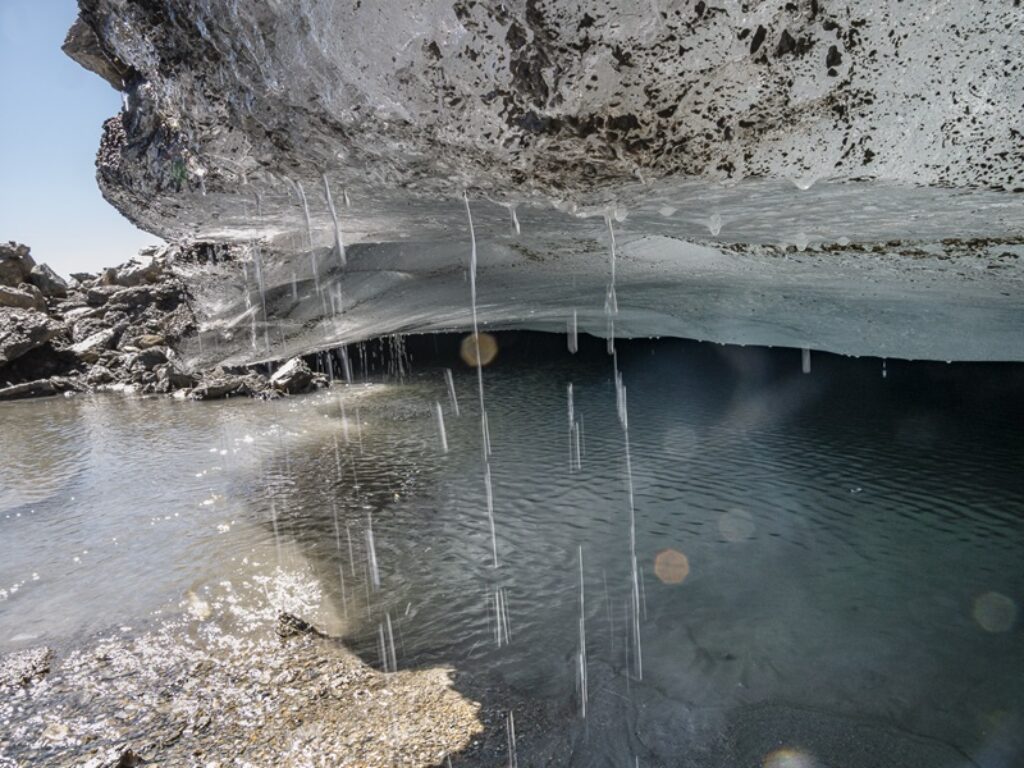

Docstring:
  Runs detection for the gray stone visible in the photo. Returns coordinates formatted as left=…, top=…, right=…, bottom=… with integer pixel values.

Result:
left=115, top=256, right=163, bottom=287
left=135, top=346, right=168, bottom=369
left=71, top=317, right=110, bottom=344
left=270, top=357, right=313, bottom=394
left=86, top=285, right=115, bottom=306
left=0, top=379, right=58, bottom=401
left=0, top=285, right=44, bottom=310
left=29, top=263, right=69, bottom=298
left=0, top=242, right=35, bottom=288
left=0, top=308, right=59, bottom=365
left=108, top=285, right=153, bottom=307
left=71, top=327, right=121, bottom=363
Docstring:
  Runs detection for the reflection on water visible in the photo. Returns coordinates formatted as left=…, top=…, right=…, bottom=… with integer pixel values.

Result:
left=2, top=336, right=1023, bottom=766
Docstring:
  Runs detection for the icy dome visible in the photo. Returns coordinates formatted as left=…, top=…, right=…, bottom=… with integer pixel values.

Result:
left=65, top=0, right=1024, bottom=362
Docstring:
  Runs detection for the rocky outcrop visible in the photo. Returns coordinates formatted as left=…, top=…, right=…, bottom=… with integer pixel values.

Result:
left=0, top=242, right=326, bottom=401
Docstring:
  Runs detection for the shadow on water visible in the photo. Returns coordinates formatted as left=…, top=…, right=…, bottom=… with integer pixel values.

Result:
left=250, top=333, right=1024, bottom=768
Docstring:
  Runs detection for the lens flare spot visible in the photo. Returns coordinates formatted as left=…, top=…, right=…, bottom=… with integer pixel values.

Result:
left=460, top=332, right=499, bottom=367
left=654, top=548, right=690, bottom=585
left=763, top=748, right=818, bottom=768
left=972, top=591, right=1018, bottom=633
left=718, top=508, right=755, bottom=541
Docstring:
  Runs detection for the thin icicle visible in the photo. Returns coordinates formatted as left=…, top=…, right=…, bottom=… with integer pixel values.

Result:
left=568, top=308, right=578, bottom=353
left=322, top=172, right=347, bottom=267
left=295, top=181, right=320, bottom=295
left=802, top=347, right=812, bottom=374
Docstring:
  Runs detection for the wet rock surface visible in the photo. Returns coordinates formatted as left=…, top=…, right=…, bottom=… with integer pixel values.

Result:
left=0, top=573, right=482, bottom=768
left=0, top=242, right=326, bottom=401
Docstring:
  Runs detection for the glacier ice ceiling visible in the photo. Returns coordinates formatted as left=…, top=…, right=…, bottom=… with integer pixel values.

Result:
left=65, top=0, right=1024, bottom=362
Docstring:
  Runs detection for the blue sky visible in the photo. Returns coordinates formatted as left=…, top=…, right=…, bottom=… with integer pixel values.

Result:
left=0, top=0, right=159, bottom=277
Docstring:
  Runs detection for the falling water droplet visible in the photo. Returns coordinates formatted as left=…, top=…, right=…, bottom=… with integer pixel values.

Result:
left=435, top=401, right=449, bottom=454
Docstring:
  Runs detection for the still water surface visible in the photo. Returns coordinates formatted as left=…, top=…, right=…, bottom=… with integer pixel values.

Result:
left=2, top=336, right=1022, bottom=766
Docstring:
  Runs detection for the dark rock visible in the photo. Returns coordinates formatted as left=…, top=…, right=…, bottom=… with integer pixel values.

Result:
left=29, top=263, right=69, bottom=298
left=135, top=346, right=168, bottom=369
left=108, top=285, right=154, bottom=307
left=155, top=363, right=195, bottom=392
left=86, top=365, right=116, bottom=385
left=270, top=357, right=314, bottom=394
left=0, top=242, right=35, bottom=288
left=86, top=285, right=115, bottom=306
left=276, top=613, right=325, bottom=639
left=188, top=375, right=250, bottom=400
left=0, top=308, right=60, bottom=365
left=0, top=378, right=58, bottom=400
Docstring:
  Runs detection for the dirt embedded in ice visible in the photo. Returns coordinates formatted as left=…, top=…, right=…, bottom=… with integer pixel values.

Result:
left=0, top=567, right=482, bottom=768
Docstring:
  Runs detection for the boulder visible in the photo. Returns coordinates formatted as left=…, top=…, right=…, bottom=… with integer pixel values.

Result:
left=0, top=308, right=59, bottom=365
left=28, top=264, right=69, bottom=298
left=270, top=357, right=314, bottom=394
left=188, top=375, right=249, bottom=400
left=62, top=306, right=104, bottom=323
left=135, top=346, right=168, bottom=369
left=115, top=256, right=163, bottom=287
left=71, top=317, right=110, bottom=344
left=108, top=285, right=153, bottom=307
left=85, top=285, right=115, bottom=306
left=0, top=285, right=45, bottom=311
left=70, top=327, right=121, bottom=363
left=0, top=242, right=35, bottom=288
left=155, top=363, right=195, bottom=392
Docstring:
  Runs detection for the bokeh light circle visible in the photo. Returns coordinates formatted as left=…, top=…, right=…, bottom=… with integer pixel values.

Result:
left=972, top=591, right=1018, bottom=633
left=763, top=748, right=818, bottom=768
left=460, top=332, right=499, bottom=367
left=654, top=548, right=690, bottom=585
